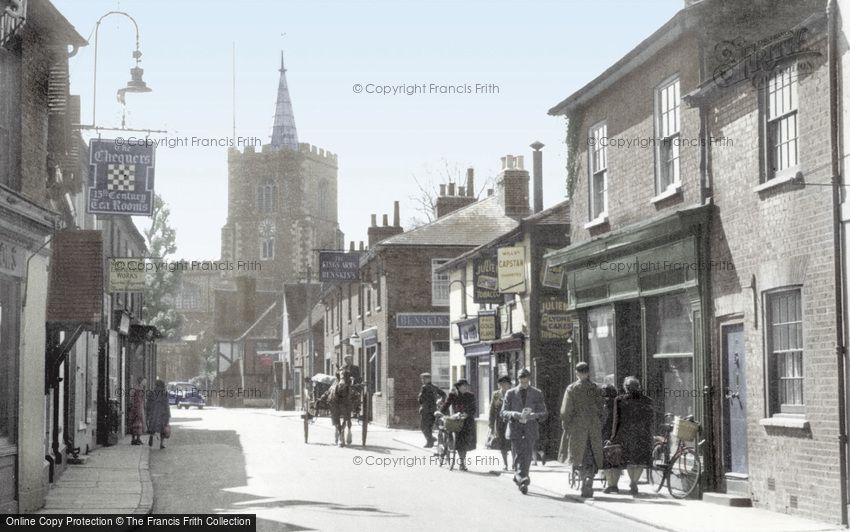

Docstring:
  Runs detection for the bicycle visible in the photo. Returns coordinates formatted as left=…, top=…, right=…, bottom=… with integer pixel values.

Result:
left=434, top=412, right=465, bottom=471
left=647, top=413, right=703, bottom=499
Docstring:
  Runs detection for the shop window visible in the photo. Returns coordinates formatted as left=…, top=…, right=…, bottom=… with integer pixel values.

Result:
left=0, top=278, right=20, bottom=443
left=646, top=292, right=694, bottom=419
left=587, top=305, right=616, bottom=387
left=431, top=341, right=451, bottom=393
left=766, top=288, right=803, bottom=415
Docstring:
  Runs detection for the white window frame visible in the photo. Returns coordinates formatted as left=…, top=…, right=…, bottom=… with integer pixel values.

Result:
left=764, top=64, right=799, bottom=182
left=655, top=75, right=681, bottom=195
left=431, top=341, right=451, bottom=393
left=431, top=259, right=451, bottom=306
left=765, top=287, right=804, bottom=416
left=588, top=122, right=608, bottom=222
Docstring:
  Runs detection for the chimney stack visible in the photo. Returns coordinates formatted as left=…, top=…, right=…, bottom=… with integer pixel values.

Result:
left=370, top=214, right=377, bottom=227
left=367, top=201, right=405, bottom=246
left=393, top=201, right=400, bottom=227
left=466, top=168, right=475, bottom=197
left=497, top=154, right=530, bottom=219
left=531, top=141, right=544, bottom=214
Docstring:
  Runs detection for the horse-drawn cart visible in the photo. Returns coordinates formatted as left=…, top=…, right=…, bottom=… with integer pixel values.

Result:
left=302, top=372, right=369, bottom=446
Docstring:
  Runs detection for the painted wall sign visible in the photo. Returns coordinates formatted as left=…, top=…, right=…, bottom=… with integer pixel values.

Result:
left=396, top=313, right=450, bottom=328
left=497, top=246, right=526, bottom=293
left=540, top=296, right=571, bottom=339
left=319, top=251, right=361, bottom=282
left=87, top=138, right=155, bottom=216
left=473, top=256, right=502, bottom=304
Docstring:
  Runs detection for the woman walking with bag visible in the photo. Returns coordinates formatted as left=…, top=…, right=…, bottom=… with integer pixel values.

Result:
left=146, top=379, right=171, bottom=449
left=604, top=376, right=653, bottom=495
left=488, top=375, right=512, bottom=470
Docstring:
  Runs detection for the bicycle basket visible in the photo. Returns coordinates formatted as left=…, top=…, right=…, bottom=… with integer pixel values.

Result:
left=672, top=416, right=699, bottom=442
left=443, top=416, right=465, bottom=433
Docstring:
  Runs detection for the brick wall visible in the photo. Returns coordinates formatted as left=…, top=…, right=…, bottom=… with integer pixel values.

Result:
left=707, top=31, right=842, bottom=522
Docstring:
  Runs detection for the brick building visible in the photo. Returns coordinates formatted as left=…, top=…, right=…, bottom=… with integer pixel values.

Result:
left=545, top=0, right=847, bottom=524
left=308, top=161, right=530, bottom=429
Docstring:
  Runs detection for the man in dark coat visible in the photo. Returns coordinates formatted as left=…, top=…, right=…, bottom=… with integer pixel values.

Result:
left=605, top=376, right=654, bottom=495
left=501, top=368, right=548, bottom=494
left=418, top=372, right=446, bottom=447
left=558, top=362, right=603, bottom=498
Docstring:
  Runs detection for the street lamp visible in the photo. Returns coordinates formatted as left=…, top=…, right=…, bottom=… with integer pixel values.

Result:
left=82, top=11, right=153, bottom=130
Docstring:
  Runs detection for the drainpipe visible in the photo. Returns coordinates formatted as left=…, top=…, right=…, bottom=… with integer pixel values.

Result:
left=828, top=0, right=849, bottom=524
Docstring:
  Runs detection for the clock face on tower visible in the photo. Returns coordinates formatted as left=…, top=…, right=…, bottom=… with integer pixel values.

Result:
left=259, top=219, right=275, bottom=238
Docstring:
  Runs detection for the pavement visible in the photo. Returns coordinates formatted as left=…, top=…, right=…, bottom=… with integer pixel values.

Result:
left=36, top=435, right=153, bottom=514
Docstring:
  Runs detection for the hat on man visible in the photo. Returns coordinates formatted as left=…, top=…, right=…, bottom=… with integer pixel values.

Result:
left=497, top=375, right=512, bottom=384
left=518, top=368, right=531, bottom=379
left=454, top=379, right=469, bottom=389
left=420, top=372, right=431, bottom=378
left=576, top=361, right=590, bottom=373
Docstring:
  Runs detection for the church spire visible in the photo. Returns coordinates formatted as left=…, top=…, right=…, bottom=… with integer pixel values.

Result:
left=271, top=51, right=299, bottom=151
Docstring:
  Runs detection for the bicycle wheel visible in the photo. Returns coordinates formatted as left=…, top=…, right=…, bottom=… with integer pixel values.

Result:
left=647, top=443, right=666, bottom=493
left=436, top=430, right=448, bottom=467
left=448, top=433, right=457, bottom=471
left=668, top=447, right=701, bottom=499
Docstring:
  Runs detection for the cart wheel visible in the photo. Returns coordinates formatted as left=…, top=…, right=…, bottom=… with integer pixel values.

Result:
left=361, top=388, right=369, bottom=446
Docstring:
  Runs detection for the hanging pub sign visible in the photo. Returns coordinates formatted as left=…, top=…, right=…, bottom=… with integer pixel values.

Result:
left=473, top=256, right=501, bottom=304
left=87, top=138, right=155, bottom=216
left=539, top=295, right=571, bottom=339
left=497, top=246, right=526, bottom=293
left=478, top=311, right=498, bottom=341
left=319, top=251, right=361, bottom=282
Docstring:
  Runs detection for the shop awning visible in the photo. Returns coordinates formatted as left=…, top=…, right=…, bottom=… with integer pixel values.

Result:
left=491, top=337, right=524, bottom=353
left=463, top=342, right=492, bottom=358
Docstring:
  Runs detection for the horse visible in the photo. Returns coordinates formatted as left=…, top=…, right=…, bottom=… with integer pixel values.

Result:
left=327, top=369, right=355, bottom=447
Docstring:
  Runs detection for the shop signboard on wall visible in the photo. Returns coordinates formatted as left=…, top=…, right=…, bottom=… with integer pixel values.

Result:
left=87, top=138, right=155, bottom=216
left=457, top=317, right=480, bottom=345
left=108, top=258, right=146, bottom=292
left=319, top=251, right=361, bottom=282
left=540, top=295, right=571, bottom=339
left=542, top=254, right=566, bottom=290
left=473, top=256, right=501, bottom=304
left=497, top=246, right=526, bottom=293
left=478, top=312, right=498, bottom=341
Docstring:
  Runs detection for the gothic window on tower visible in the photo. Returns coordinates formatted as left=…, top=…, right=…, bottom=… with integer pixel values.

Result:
left=259, top=219, right=276, bottom=260
left=257, top=181, right=278, bottom=213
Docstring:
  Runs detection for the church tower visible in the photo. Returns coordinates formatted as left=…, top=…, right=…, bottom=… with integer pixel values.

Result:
left=220, top=53, right=342, bottom=290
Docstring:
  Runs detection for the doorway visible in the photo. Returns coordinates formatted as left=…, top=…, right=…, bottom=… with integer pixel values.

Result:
left=722, top=323, right=748, bottom=478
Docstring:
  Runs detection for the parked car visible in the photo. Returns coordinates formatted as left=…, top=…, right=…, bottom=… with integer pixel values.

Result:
left=167, top=381, right=206, bottom=409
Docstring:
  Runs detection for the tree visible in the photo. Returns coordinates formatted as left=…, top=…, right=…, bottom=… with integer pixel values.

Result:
left=143, top=194, right=182, bottom=339
left=407, top=159, right=495, bottom=229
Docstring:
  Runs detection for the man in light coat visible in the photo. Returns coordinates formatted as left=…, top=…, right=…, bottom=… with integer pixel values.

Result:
left=558, top=361, right=604, bottom=498
left=501, top=368, right=548, bottom=494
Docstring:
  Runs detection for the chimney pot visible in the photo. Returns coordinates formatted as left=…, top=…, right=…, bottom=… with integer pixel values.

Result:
left=500, top=156, right=507, bottom=170
left=359, top=241, right=364, bottom=251
left=448, top=182, right=455, bottom=196
left=393, top=201, right=400, bottom=227
left=439, top=184, right=446, bottom=196
left=516, top=155, right=524, bottom=170
left=382, top=214, right=388, bottom=226
left=370, top=214, right=377, bottom=227
left=532, top=141, right=544, bottom=213
left=458, top=186, right=465, bottom=196
left=349, top=241, right=355, bottom=252
left=487, top=188, right=494, bottom=197
left=466, top=168, right=474, bottom=197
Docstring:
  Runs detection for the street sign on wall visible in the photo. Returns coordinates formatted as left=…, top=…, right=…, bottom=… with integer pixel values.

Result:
left=88, top=138, right=155, bottom=216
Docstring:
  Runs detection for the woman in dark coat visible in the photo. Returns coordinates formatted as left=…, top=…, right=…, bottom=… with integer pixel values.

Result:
left=441, top=379, right=477, bottom=471
left=488, top=375, right=512, bottom=470
left=599, top=383, right=619, bottom=486
left=606, top=376, right=654, bottom=495
left=146, top=379, right=171, bottom=449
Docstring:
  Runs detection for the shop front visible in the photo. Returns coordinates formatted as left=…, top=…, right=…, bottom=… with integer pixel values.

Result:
left=545, top=205, right=713, bottom=487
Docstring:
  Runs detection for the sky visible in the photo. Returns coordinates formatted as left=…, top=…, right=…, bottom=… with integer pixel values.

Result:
left=54, top=0, right=682, bottom=260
